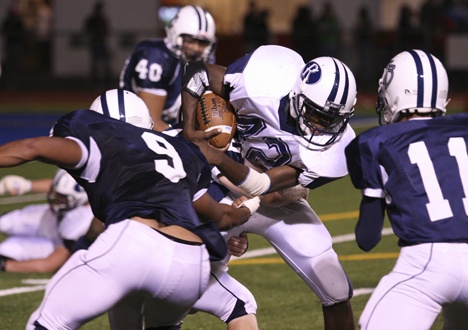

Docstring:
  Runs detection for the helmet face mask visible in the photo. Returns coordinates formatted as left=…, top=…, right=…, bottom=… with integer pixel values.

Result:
left=290, top=57, right=356, bottom=147
left=377, top=49, right=449, bottom=124
left=89, top=89, right=154, bottom=129
left=165, top=5, right=216, bottom=62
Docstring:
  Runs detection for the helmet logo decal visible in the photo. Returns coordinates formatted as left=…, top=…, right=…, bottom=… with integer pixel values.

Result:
left=301, top=62, right=321, bottom=84
left=382, top=63, right=395, bottom=89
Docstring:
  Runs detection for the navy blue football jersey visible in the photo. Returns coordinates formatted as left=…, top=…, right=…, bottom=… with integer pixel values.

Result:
left=52, top=110, right=228, bottom=260
left=119, top=39, right=182, bottom=122
left=119, top=38, right=215, bottom=124
left=346, top=113, right=468, bottom=246
left=51, top=110, right=211, bottom=230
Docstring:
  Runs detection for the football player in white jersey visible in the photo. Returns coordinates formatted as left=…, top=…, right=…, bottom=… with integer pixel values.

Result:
left=0, top=169, right=94, bottom=273
left=346, top=49, right=468, bottom=330
left=120, top=5, right=217, bottom=131
left=181, top=45, right=356, bottom=329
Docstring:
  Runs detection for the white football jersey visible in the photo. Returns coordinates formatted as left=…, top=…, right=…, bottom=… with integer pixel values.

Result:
left=224, top=45, right=355, bottom=188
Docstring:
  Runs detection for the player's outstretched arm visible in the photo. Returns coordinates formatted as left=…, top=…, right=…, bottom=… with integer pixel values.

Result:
left=0, top=175, right=53, bottom=196
left=0, top=137, right=82, bottom=169
left=1, top=246, right=71, bottom=273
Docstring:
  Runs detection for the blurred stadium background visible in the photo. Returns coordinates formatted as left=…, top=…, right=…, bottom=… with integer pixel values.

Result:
left=1, top=0, right=468, bottom=93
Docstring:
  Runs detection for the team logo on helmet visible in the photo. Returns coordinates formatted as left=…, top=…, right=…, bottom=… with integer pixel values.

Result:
left=301, top=62, right=321, bottom=84
left=382, top=62, right=395, bottom=89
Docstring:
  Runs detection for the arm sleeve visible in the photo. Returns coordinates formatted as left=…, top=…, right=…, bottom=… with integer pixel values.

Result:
left=355, top=196, right=386, bottom=252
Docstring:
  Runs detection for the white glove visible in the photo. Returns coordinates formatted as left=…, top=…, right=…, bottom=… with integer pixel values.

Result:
left=0, top=175, right=32, bottom=196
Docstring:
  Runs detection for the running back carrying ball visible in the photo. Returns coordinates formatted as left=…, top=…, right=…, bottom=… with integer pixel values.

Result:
left=196, top=92, right=236, bottom=148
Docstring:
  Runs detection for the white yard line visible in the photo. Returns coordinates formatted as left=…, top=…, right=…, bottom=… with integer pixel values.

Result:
left=0, top=284, right=47, bottom=297
left=0, top=194, right=47, bottom=205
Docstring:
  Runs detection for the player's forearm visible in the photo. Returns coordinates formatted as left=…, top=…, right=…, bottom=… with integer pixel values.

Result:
left=0, top=139, right=39, bottom=167
left=0, top=137, right=81, bottom=168
left=355, top=196, right=386, bottom=252
left=210, top=152, right=250, bottom=185
left=210, top=154, right=299, bottom=196
left=216, top=197, right=259, bottom=231
left=260, top=184, right=308, bottom=207
left=2, top=247, right=70, bottom=273
left=181, top=91, right=200, bottom=137
left=31, top=178, right=53, bottom=193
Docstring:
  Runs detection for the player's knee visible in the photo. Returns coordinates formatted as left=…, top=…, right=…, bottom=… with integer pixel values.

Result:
left=33, top=321, right=48, bottom=330
left=311, top=248, right=353, bottom=306
left=225, top=297, right=257, bottom=323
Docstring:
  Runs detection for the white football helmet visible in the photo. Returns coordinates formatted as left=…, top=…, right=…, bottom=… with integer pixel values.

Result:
left=165, top=5, right=216, bottom=62
left=89, top=89, right=154, bottom=129
left=289, top=57, right=356, bottom=147
left=48, top=169, right=88, bottom=214
left=377, top=49, right=449, bottom=124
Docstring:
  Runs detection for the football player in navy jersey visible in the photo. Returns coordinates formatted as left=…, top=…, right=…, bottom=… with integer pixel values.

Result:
left=0, top=89, right=258, bottom=330
left=345, top=49, right=468, bottom=329
left=120, top=5, right=216, bottom=131
left=181, top=45, right=356, bottom=329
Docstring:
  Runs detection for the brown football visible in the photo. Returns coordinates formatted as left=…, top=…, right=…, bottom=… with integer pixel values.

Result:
left=196, top=92, right=236, bottom=148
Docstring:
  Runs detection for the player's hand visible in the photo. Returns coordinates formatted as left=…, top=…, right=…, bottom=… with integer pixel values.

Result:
left=232, top=195, right=248, bottom=208
left=193, top=130, right=227, bottom=164
left=0, top=175, right=32, bottom=196
left=227, top=232, right=249, bottom=257
left=184, top=128, right=221, bottom=144
left=234, top=195, right=260, bottom=216
left=259, top=191, right=282, bottom=207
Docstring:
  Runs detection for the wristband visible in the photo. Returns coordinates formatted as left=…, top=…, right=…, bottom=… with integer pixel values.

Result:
left=238, top=168, right=271, bottom=196
left=239, top=196, right=261, bottom=215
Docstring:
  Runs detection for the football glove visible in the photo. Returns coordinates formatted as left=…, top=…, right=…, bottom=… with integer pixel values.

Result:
left=0, top=175, right=32, bottom=196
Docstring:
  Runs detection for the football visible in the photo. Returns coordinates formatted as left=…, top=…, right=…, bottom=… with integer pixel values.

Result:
left=196, top=91, right=236, bottom=148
